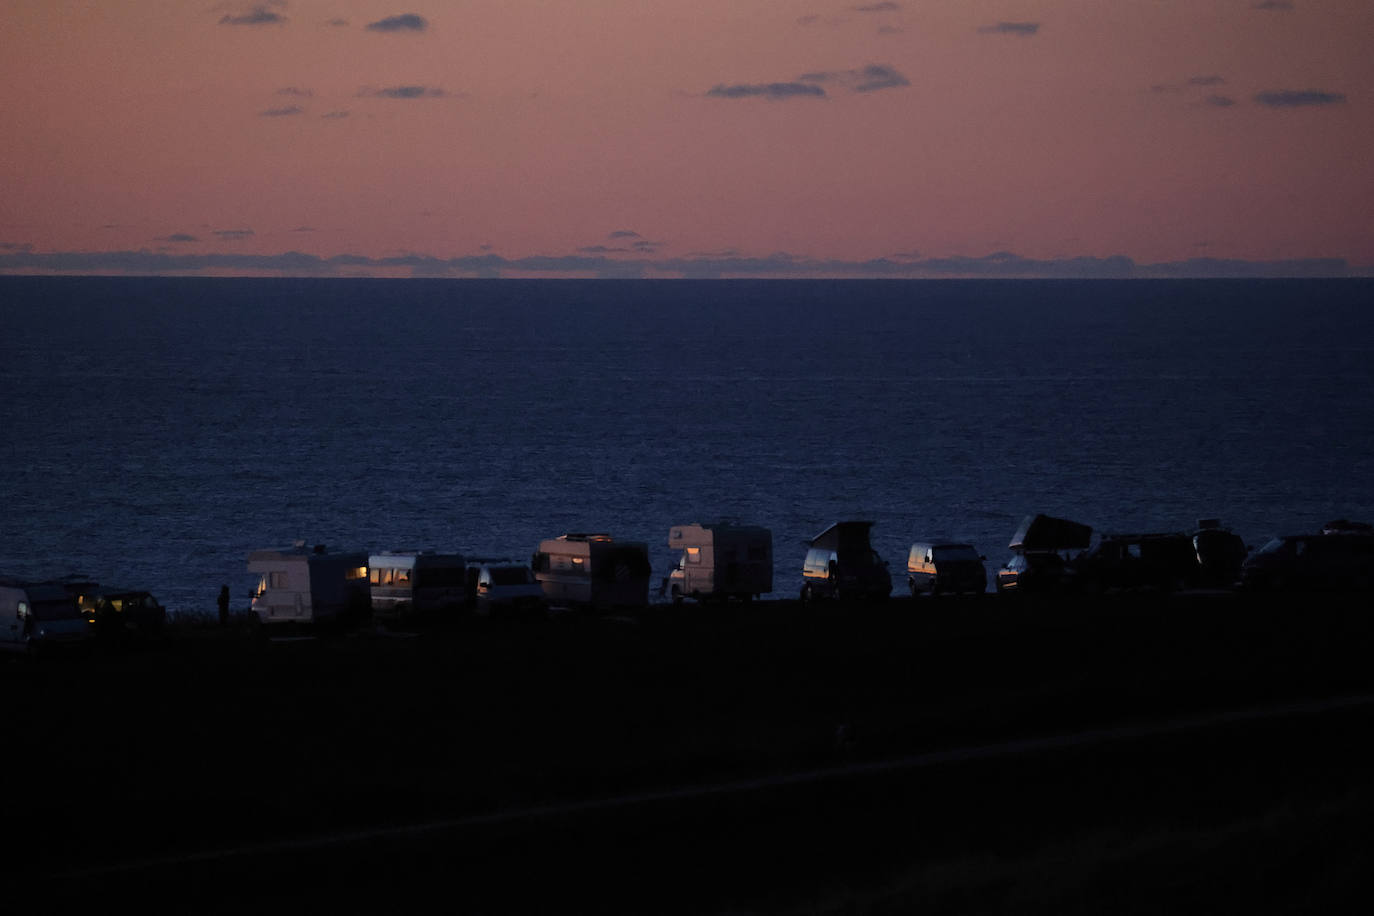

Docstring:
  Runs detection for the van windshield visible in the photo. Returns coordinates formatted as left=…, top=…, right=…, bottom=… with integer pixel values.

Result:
left=933, top=545, right=980, bottom=562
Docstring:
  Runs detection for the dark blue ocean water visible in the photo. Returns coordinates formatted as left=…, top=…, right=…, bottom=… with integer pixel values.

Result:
left=3, top=276, right=1373, bottom=614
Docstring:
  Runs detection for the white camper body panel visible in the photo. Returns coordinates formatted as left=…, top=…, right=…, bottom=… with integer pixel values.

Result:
left=533, top=534, right=651, bottom=610
left=248, top=546, right=369, bottom=626
left=666, top=523, right=773, bottom=601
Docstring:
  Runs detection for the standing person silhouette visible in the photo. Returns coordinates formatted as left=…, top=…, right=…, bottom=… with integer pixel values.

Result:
left=217, top=585, right=230, bottom=627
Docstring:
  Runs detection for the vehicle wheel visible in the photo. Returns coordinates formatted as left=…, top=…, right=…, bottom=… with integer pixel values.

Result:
left=800, top=584, right=812, bottom=605
left=671, top=585, right=684, bottom=606
left=909, top=581, right=920, bottom=599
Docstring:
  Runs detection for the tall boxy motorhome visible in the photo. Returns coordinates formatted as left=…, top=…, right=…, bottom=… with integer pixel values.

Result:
left=368, top=551, right=467, bottom=622
left=0, top=579, right=92, bottom=654
left=663, top=523, right=773, bottom=603
left=531, top=533, right=651, bottom=610
left=247, top=544, right=370, bottom=629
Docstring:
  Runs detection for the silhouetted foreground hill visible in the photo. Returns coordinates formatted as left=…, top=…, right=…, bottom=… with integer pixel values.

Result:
left=9, top=592, right=1374, bottom=912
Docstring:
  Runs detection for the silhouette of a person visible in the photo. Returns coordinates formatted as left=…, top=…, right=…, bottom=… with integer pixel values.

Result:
left=217, top=584, right=230, bottom=627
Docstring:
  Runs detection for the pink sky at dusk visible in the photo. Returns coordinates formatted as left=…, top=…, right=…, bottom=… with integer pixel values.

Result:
left=2, top=1, right=1371, bottom=277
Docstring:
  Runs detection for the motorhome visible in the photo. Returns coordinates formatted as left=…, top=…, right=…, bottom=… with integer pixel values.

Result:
left=800, top=521, right=892, bottom=603
left=0, top=578, right=92, bottom=653
left=531, top=533, right=651, bottom=610
left=662, top=522, right=772, bottom=603
left=368, top=551, right=467, bottom=621
left=247, top=543, right=370, bottom=629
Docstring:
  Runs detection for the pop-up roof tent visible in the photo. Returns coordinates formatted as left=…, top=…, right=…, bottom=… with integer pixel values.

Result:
left=810, top=521, right=876, bottom=554
left=1008, top=514, right=1092, bottom=551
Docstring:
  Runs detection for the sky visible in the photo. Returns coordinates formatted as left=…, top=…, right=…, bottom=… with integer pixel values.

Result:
left=2, top=1, right=1372, bottom=278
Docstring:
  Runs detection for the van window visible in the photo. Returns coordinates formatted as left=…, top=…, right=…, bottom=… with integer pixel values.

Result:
left=347, top=565, right=368, bottom=581
left=268, top=571, right=288, bottom=589
left=686, top=547, right=701, bottom=565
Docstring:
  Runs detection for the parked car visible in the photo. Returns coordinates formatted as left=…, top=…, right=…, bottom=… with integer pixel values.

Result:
left=85, top=588, right=167, bottom=642
left=1074, top=532, right=1199, bottom=593
left=995, top=551, right=1074, bottom=595
left=468, top=561, right=547, bottom=617
left=1239, top=530, right=1374, bottom=592
left=800, top=521, right=892, bottom=603
left=906, top=542, right=986, bottom=597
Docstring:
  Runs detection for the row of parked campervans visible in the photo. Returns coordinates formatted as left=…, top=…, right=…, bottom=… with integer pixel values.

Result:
left=7, top=515, right=1368, bottom=651
left=243, top=524, right=771, bottom=629
left=241, top=513, right=1374, bottom=632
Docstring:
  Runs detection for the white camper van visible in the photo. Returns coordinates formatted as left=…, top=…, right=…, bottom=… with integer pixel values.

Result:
left=663, top=523, right=773, bottom=604
left=248, top=543, right=370, bottom=629
left=0, top=579, right=92, bottom=654
left=531, top=533, right=651, bottom=610
left=368, top=551, right=467, bottom=622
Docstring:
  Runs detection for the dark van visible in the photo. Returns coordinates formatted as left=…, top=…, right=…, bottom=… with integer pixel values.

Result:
left=1075, top=532, right=1200, bottom=593
left=1240, top=531, right=1374, bottom=592
left=906, top=542, right=987, bottom=597
left=800, top=521, right=892, bottom=603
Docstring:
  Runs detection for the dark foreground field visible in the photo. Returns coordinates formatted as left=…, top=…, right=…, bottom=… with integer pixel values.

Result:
left=7, top=591, right=1374, bottom=913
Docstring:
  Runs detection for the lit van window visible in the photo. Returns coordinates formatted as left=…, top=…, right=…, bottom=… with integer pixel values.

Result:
left=346, top=566, right=367, bottom=580
left=686, top=547, right=701, bottom=565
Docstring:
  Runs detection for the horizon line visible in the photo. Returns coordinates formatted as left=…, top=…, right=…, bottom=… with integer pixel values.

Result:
left=0, top=248, right=1367, bottom=280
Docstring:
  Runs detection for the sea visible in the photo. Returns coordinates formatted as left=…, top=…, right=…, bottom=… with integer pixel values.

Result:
left=2, top=276, right=1373, bottom=615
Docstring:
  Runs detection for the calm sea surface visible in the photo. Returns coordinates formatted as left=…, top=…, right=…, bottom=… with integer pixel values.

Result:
left=3, top=276, right=1373, bottom=614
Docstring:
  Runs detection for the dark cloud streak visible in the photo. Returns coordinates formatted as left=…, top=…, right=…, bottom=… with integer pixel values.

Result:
left=365, top=14, right=428, bottom=32
left=1254, top=89, right=1346, bottom=107
left=977, top=22, right=1040, bottom=36
left=707, top=82, right=825, bottom=100
left=218, top=4, right=286, bottom=26
left=360, top=86, right=446, bottom=99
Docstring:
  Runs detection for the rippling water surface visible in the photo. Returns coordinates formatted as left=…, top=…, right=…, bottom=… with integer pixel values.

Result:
left=3, top=276, right=1373, bottom=613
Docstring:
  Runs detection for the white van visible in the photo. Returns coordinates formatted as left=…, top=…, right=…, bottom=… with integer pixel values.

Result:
left=467, top=560, right=547, bottom=617
left=368, top=551, right=467, bottom=622
left=663, top=523, right=772, bottom=604
left=248, top=543, right=370, bottom=629
left=0, top=579, right=92, bottom=654
left=531, top=534, right=651, bottom=610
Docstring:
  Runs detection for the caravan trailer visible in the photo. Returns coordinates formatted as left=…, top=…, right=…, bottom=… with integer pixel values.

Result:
left=0, top=579, right=92, bottom=654
left=531, top=533, right=651, bottom=610
left=248, top=544, right=370, bottom=629
left=368, top=551, right=467, bottom=622
left=663, top=523, right=772, bottom=603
